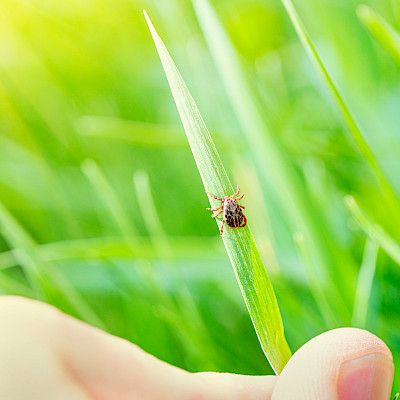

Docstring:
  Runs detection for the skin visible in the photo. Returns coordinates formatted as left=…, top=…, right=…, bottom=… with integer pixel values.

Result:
left=0, top=296, right=394, bottom=400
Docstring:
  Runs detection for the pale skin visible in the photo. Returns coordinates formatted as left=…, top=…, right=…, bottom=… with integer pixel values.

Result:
left=0, top=296, right=394, bottom=400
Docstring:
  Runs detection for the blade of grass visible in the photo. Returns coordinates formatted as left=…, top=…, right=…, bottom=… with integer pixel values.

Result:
left=76, top=116, right=186, bottom=148
left=81, top=160, right=202, bottom=364
left=293, top=232, right=338, bottom=328
left=357, top=5, right=400, bottom=64
left=345, top=195, right=400, bottom=266
left=352, top=238, right=379, bottom=328
left=81, top=159, right=138, bottom=240
left=0, top=237, right=222, bottom=269
left=144, top=11, right=291, bottom=373
left=192, top=0, right=354, bottom=311
left=81, top=160, right=165, bottom=296
left=76, top=116, right=238, bottom=151
left=279, top=0, right=400, bottom=223
left=0, top=201, right=44, bottom=297
left=0, top=87, right=82, bottom=237
left=0, top=268, right=34, bottom=297
left=133, top=171, right=173, bottom=260
left=0, top=200, right=105, bottom=329
left=81, top=161, right=194, bottom=362
left=133, top=170, right=218, bottom=370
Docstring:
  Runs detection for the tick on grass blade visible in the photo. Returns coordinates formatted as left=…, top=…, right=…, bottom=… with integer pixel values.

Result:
left=207, top=185, right=247, bottom=235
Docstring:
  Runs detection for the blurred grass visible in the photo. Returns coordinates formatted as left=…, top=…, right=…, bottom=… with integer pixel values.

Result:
left=358, top=4, right=400, bottom=65
left=352, top=238, right=379, bottom=328
left=280, top=0, right=400, bottom=226
left=0, top=0, right=398, bottom=389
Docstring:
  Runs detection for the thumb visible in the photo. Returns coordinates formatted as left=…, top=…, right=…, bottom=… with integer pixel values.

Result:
left=272, top=328, right=394, bottom=400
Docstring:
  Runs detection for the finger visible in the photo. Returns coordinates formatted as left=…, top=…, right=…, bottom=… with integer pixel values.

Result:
left=56, top=301, right=277, bottom=399
left=272, top=328, right=394, bottom=400
left=54, top=306, right=277, bottom=400
left=192, top=372, right=276, bottom=400
left=0, top=296, right=195, bottom=399
left=0, top=296, right=88, bottom=400
left=0, top=296, right=276, bottom=400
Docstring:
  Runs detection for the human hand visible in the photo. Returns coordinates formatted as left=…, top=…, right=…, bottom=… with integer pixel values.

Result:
left=0, top=296, right=394, bottom=399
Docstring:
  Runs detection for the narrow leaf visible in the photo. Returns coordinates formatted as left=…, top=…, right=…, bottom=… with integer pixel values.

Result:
left=76, top=116, right=186, bottom=148
left=357, top=5, right=400, bottom=64
left=280, top=0, right=400, bottom=221
left=133, top=170, right=218, bottom=370
left=0, top=237, right=221, bottom=269
left=0, top=200, right=105, bottom=329
left=144, top=11, right=291, bottom=373
left=81, top=159, right=203, bottom=358
left=81, top=160, right=164, bottom=296
left=133, top=171, right=172, bottom=259
left=0, top=200, right=43, bottom=296
left=352, top=238, right=379, bottom=328
left=294, top=232, right=338, bottom=328
left=345, top=196, right=400, bottom=266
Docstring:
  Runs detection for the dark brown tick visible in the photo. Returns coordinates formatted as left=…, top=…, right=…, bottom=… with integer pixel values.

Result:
left=207, top=185, right=247, bottom=235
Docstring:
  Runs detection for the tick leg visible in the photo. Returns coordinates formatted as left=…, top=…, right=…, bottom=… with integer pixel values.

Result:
left=239, top=204, right=245, bottom=209
left=219, top=219, right=225, bottom=235
left=211, top=209, right=223, bottom=218
left=207, top=192, right=222, bottom=201
left=233, top=185, right=241, bottom=197
left=206, top=205, right=223, bottom=212
left=236, top=194, right=244, bottom=201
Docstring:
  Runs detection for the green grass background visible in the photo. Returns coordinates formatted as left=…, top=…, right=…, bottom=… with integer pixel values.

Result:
left=0, top=0, right=399, bottom=389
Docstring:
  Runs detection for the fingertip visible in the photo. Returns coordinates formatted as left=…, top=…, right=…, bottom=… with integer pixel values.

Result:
left=273, top=328, right=393, bottom=400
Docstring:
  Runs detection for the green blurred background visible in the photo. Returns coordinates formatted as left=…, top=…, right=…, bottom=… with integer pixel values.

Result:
left=0, top=0, right=399, bottom=389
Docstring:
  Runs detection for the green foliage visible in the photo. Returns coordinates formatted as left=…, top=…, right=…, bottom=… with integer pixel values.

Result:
left=346, top=196, right=400, bottom=266
left=352, top=238, right=379, bottom=328
left=0, top=0, right=399, bottom=389
left=279, top=0, right=400, bottom=224
left=357, top=5, right=400, bottom=64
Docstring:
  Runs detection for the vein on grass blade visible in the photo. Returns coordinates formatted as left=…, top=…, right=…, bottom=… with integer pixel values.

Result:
left=144, top=10, right=291, bottom=373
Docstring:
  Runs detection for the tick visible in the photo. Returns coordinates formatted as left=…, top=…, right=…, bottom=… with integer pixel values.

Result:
left=207, top=185, right=247, bottom=235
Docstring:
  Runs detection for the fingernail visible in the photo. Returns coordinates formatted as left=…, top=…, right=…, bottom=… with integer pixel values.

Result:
left=338, top=352, right=394, bottom=400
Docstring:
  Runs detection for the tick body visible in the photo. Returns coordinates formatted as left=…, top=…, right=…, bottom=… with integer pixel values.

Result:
left=207, top=186, right=247, bottom=235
